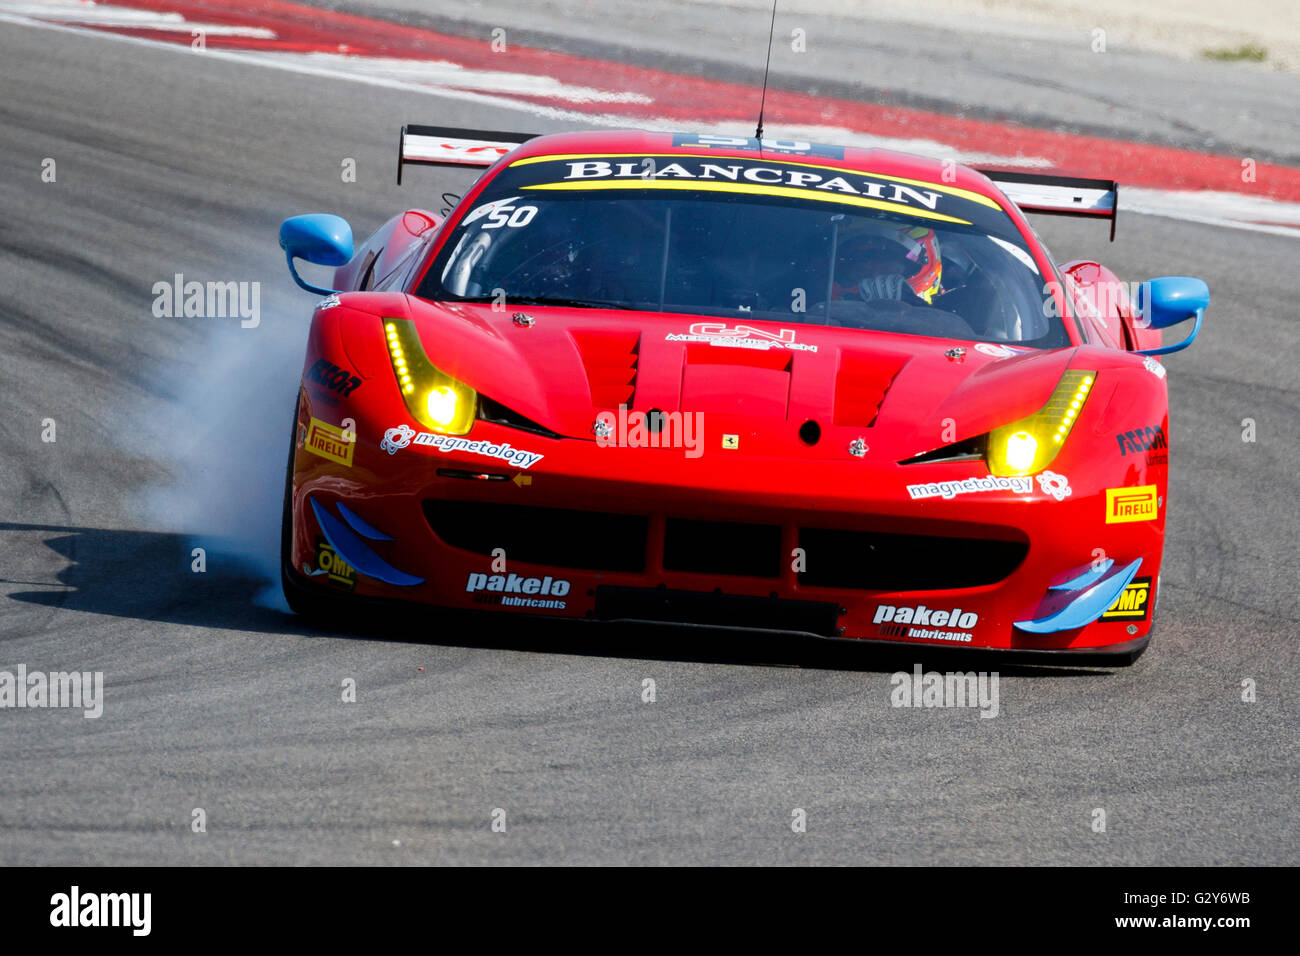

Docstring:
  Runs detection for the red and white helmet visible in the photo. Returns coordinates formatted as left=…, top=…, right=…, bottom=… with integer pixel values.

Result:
left=834, top=221, right=943, bottom=304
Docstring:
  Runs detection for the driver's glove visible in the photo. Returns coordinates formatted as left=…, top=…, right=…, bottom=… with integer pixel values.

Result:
left=858, top=274, right=908, bottom=302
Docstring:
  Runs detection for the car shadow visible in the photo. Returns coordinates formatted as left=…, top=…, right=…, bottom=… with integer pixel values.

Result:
left=1, top=521, right=311, bottom=635
left=2, top=522, right=1108, bottom=677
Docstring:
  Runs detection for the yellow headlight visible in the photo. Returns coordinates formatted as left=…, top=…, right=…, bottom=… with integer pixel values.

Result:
left=1004, top=431, right=1038, bottom=471
left=382, top=317, right=477, bottom=435
left=426, top=386, right=459, bottom=426
left=988, top=370, right=1097, bottom=476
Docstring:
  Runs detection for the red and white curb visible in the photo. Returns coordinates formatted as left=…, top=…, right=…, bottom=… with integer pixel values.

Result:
left=5, top=0, right=1300, bottom=236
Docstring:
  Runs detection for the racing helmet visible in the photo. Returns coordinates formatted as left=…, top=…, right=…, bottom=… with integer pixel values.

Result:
left=833, top=220, right=943, bottom=304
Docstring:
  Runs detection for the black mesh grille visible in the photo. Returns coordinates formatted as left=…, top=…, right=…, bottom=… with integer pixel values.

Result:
left=663, top=518, right=781, bottom=578
left=424, top=501, right=647, bottom=572
left=797, top=527, right=1027, bottom=590
left=426, top=501, right=1027, bottom=591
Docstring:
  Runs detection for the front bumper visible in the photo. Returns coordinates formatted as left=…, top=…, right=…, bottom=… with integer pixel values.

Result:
left=290, top=404, right=1165, bottom=654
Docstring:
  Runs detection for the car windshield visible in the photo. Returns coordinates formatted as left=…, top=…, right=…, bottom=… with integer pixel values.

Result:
left=419, top=152, right=1067, bottom=346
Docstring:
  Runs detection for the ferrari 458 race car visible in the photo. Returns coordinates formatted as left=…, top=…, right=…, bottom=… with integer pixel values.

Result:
left=278, top=127, right=1208, bottom=664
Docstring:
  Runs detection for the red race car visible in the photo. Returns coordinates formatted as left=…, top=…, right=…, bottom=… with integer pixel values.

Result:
left=278, top=127, right=1207, bottom=664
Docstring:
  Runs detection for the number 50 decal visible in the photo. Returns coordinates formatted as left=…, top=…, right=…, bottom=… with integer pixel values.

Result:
left=482, top=203, right=538, bottom=229
left=463, top=196, right=540, bottom=229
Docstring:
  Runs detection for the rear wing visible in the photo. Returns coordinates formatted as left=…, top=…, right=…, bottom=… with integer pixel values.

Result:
left=976, top=170, right=1119, bottom=241
left=397, top=125, right=537, bottom=184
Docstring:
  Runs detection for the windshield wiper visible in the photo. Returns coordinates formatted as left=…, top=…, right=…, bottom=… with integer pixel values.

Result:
left=449, top=294, right=633, bottom=310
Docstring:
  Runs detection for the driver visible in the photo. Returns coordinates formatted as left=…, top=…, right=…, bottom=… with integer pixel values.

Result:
left=832, top=220, right=943, bottom=305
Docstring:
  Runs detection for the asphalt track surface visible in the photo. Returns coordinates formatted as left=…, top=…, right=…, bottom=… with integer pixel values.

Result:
left=1, top=15, right=1297, bottom=866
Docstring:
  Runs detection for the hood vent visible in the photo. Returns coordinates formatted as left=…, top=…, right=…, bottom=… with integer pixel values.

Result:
left=572, top=330, right=640, bottom=409
left=834, top=350, right=908, bottom=427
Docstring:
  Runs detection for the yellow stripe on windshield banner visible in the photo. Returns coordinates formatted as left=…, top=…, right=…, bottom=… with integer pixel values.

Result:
left=521, top=179, right=974, bottom=226
left=510, top=152, right=1000, bottom=210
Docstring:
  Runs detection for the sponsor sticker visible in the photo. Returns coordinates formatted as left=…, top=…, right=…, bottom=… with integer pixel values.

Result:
left=465, top=572, right=570, bottom=609
left=876, top=624, right=974, bottom=644
left=314, top=538, right=356, bottom=589
left=906, top=474, right=1033, bottom=500
left=414, top=432, right=543, bottom=469
left=1036, top=470, right=1072, bottom=502
left=667, top=322, right=818, bottom=352
left=1117, top=425, right=1168, bottom=466
left=1143, top=357, right=1167, bottom=380
left=381, top=423, right=415, bottom=454
left=380, top=426, right=545, bottom=469
left=519, top=154, right=996, bottom=226
left=1105, top=485, right=1159, bottom=523
left=1100, top=575, right=1152, bottom=621
left=306, top=357, right=362, bottom=397
left=873, top=603, right=977, bottom=642
left=305, top=417, right=354, bottom=467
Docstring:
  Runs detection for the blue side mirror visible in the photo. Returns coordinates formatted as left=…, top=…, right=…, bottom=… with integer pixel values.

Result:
left=279, top=214, right=354, bottom=295
left=1134, top=276, right=1208, bottom=356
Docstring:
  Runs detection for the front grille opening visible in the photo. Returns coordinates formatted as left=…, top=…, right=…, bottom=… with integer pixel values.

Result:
left=663, top=518, right=781, bottom=578
left=477, top=395, right=564, bottom=440
left=900, top=434, right=987, bottom=465
left=798, top=526, right=1027, bottom=590
left=425, top=501, right=647, bottom=572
